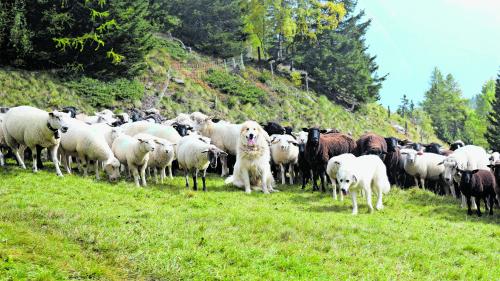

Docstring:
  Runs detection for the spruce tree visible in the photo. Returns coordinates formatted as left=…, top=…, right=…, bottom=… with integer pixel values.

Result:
left=486, top=72, right=500, bottom=151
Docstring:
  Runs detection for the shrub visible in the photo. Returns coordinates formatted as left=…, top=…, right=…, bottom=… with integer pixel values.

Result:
left=204, top=69, right=267, bottom=104
left=66, top=77, right=144, bottom=107
left=290, top=71, right=302, bottom=87
left=258, top=71, right=272, bottom=83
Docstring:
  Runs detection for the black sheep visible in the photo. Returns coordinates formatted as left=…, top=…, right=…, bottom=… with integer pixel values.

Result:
left=304, top=128, right=356, bottom=192
left=458, top=169, right=497, bottom=216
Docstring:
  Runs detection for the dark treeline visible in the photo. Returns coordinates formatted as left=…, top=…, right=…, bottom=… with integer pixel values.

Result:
left=0, top=0, right=384, bottom=108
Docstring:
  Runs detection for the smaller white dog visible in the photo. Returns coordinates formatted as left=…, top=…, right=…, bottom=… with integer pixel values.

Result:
left=225, top=121, right=275, bottom=194
left=336, top=155, right=390, bottom=214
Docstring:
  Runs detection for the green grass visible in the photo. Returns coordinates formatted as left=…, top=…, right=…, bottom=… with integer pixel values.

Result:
left=0, top=166, right=498, bottom=280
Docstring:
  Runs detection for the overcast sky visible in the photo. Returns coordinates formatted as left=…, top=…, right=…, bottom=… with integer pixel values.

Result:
left=357, top=0, right=500, bottom=108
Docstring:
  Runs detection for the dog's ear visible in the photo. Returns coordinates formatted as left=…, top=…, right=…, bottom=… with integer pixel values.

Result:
left=352, top=174, right=357, bottom=183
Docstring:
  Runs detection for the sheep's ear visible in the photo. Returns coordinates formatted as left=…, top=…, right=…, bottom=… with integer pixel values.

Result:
left=487, top=164, right=494, bottom=169
left=436, top=161, right=444, bottom=165
left=220, top=151, right=228, bottom=156
left=320, top=129, right=327, bottom=134
left=302, top=128, right=308, bottom=132
left=201, top=149, right=209, bottom=153
left=471, top=169, right=480, bottom=174
left=49, top=112, right=54, bottom=117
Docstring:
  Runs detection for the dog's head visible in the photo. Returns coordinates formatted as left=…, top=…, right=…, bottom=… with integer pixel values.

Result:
left=240, top=121, right=269, bottom=148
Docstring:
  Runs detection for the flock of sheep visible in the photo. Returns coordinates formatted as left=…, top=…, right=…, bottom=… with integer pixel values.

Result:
left=1, top=105, right=499, bottom=216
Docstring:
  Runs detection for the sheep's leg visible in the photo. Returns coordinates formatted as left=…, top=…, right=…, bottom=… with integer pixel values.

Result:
left=289, top=164, right=294, bottom=185
left=147, top=167, right=151, bottom=178
left=202, top=169, right=207, bottom=191
left=466, top=196, right=473, bottom=215
left=311, top=170, right=318, bottom=191
left=471, top=196, right=477, bottom=210
left=365, top=185, right=374, bottom=213
left=63, top=153, right=71, bottom=174
left=301, top=170, right=307, bottom=189
left=351, top=191, right=358, bottom=215
left=48, top=145, right=63, bottom=177
left=36, top=145, right=44, bottom=169
left=0, top=150, right=3, bottom=166
left=320, top=170, right=327, bottom=192
left=420, top=177, right=425, bottom=190
left=80, top=155, right=88, bottom=177
left=280, top=164, right=285, bottom=185
left=140, top=165, right=147, bottom=187
left=168, top=165, right=173, bottom=179
left=488, top=195, right=494, bottom=215
left=13, top=147, right=26, bottom=169
left=475, top=197, right=482, bottom=217
left=221, top=154, right=228, bottom=177
left=413, top=177, right=419, bottom=188
left=153, top=168, right=159, bottom=184
left=94, top=161, right=100, bottom=180
left=192, top=170, right=198, bottom=191
left=131, top=165, right=140, bottom=187
left=159, top=167, right=166, bottom=183
left=330, top=177, right=337, bottom=200
left=184, top=169, right=189, bottom=188
left=30, top=146, right=38, bottom=173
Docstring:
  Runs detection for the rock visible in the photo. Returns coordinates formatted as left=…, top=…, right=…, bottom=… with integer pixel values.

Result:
left=172, top=77, right=185, bottom=85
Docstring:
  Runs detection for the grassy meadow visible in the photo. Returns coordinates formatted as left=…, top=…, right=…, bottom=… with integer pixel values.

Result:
left=0, top=165, right=499, bottom=280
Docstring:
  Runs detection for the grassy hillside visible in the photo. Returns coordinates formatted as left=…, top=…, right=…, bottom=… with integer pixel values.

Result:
left=0, top=167, right=498, bottom=280
left=0, top=38, right=439, bottom=142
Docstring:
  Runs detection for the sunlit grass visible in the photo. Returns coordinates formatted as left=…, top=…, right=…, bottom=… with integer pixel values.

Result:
left=0, top=165, right=498, bottom=280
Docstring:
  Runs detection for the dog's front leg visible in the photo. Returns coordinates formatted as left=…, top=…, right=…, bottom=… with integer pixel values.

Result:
left=242, top=169, right=251, bottom=194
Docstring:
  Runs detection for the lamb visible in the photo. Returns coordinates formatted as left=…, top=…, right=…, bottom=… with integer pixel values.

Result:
left=439, top=145, right=490, bottom=206
left=133, top=133, right=176, bottom=183
left=193, top=116, right=242, bottom=176
left=1, top=106, right=68, bottom=176
left=112, top=134, right=155, bottom=187
left=336, top=155, right=391, bottom=215
left=326, top=153, right=356, bottom=201
left=121, top=121, right=181, bottom=144
left=177, top=135, right=227, bottom=191
left=458, top=169, right=497, bottom=216
left=354, top=132, right=387, bottom=159
left=59, top=118, right=121, bottom=181
left=400, top=150, right=446, bottom=191
left=304, top=127, right=357, bottom=192
left=270, top=134, right=299, bottom=185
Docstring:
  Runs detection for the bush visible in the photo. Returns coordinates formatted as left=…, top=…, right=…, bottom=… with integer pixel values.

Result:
left=204, top=69, right=267, bottom=104
left=66, top=77, right=144, bottom=107
left=290, top=71, right=302, bottom=87
left=258, top=71, right=272, bottom=83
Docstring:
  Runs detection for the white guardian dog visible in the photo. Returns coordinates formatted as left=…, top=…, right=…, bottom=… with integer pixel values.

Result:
left=225, top=121, right=276, bottom=194
left=336, top=155, right=391, bottom=214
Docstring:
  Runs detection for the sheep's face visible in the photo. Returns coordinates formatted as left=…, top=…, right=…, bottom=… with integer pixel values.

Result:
left=105, top=158, right=121, bottom=182
left=241, top=121, right=264, bottom=147
left=138, top=138, right=155, bottom=153
left=110, top=127, right=122, bottom=140
left=405, top=151, right=419, bottom=164
left=385, top=137, right=399, bottom=152
left=337, top=168, right=357, bottom=194
left=306, top=128, right=321, bottom=145
left=203, top=146, right=227, bottom=168
left=173, top=123, right=192, bottom=137
left=442, top=159, right=459, bottom=185
left=48, top=111, right=68, bottom=133
left=271, top=136, right=297, bottom=151
left=459, top=170, right=473, bottom=187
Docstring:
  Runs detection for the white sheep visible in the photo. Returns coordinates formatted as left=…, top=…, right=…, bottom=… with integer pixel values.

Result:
left=76, top=109, right=117, bottom=125
left=336, top=155, right=391, bottom=215
left=400, top=150, right=446, bottom=191
left=133, top=133, right=176, bottom=183
left=439, top=145, right=490, bottom=208
left=270, top=134, right=299, bottom=185
left=326, top=153, right=356, bottom=201
left=0, top=114, right=6, bottom=166
left=177, top=135, right=227, bottom=191
left=59, top=118, right=121, bottom=181
left=121, top=121, right=181, bottom=144
left=489, top=152, right=499, bottom=166
left=193, top=116, right=241, bottom=176
left=1, top=106, right=68, bottom=176
left=112, top=134, right=155, bottom=187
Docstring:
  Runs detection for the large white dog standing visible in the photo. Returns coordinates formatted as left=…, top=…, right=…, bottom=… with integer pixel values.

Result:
left=336, top=155, right=391, bottom=214
left=225, top=121, right=275, bottom=194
